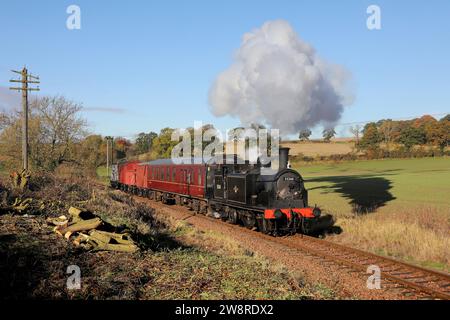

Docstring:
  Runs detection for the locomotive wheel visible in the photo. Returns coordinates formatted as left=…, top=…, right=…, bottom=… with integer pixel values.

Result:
left=192, top=200, right=200, bottom=214
left=257, top=217, right=270, bottom=234
left=241, top=211, right=256, bottom=229
left=228, top=209, right=238, bottom=224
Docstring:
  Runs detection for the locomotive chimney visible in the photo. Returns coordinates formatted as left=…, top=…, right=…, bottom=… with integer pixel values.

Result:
left=279, top=147, right=290, bottom=170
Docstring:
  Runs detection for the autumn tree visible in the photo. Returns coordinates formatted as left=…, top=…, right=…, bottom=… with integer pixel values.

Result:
left=78, top=135, right=106, bottom=172
left=399, top=126, right=426, bottom=151
left=427, top=118, right=450, bottom=152
left=441, top=114, right=450, bottom=122
left=358, top=122, right=381, bottom=150
left=135, top=131, right=157, bottom=154
left=114, top=137, right=132, bottom=160
left=152, top=128, right=179, bottom=158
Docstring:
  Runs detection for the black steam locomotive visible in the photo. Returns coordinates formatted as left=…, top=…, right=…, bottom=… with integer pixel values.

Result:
left=112, top=147, right=322, bottom=235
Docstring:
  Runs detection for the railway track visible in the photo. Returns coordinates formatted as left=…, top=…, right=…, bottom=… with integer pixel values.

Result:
left=224, top=223, right=450, bottom=299
left=289, top=234, right=450, bottom=300
left=115, top=187, right=450, bottom=300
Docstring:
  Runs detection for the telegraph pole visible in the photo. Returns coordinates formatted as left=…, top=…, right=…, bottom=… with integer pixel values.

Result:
left=9, top=67, right=40, bottom=170
left=106, top=137, right=109, bottom=177
left=105, top=136, right=113, bottom=177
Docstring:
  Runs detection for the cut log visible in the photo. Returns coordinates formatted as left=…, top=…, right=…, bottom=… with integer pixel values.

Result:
left=89, top=230, right=134, bottom=245
left=68, top=207, right=83, bottom=216
left=68, top=207, right=84, bottom=223
left=46, top=215, right=68, bottom=226
left=92, top=242, right=138, bottom=253
left=57, top=217, right=102, bottom=235
left=73, top=233, right=90, bottom=246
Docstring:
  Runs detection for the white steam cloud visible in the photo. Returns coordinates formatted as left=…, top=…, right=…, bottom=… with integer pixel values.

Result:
left=209, top=20, right=353, bottom=135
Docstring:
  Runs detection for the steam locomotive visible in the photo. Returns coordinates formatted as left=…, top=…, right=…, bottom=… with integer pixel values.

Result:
left=110, top=148, right=321, bottom=235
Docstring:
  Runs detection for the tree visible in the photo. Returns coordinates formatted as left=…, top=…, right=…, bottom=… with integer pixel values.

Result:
left=322, top=128, right=336, bottom=142
left=349, top=125, right=362, bottom=144
left=0, top=111, right=12, bottom=131
left=399, top=126, right=426, bottom=151
left=441, top=114, right=450, bottom=122
left=358, top=122, right=381, bottom=150
left=412, top=115, right=437, bottom=144
left=0, top=96, right=87, bottom=171
left=298, top=129, right=312, bottom=141
left=378, top=120, right=396, bottom=151
left=114, top=137, right=132, bottom=160
left=135, top=132, right=157, bottom=155
left=78, top=135, right=106, bottom=172
left=152, top=128, right=179, bottom=158
left=427, top=120, right=450, bottom=152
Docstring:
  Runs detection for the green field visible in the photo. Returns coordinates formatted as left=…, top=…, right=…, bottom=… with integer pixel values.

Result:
left=293, top=157, right=450, bottom=270
left=96, top=166, right=110, bottom=185
left=294, top=157, right=450, bottom=215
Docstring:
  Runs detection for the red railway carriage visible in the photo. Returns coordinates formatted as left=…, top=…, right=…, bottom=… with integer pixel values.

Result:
left=117, top=159, right=206, bottom=199
left=118, top=161, right=140, bottom=186
left=144, top=159, right=206, bottom=198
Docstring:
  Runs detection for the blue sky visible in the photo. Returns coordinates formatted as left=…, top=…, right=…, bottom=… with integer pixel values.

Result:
left=1, top=0, right=449, bottom=139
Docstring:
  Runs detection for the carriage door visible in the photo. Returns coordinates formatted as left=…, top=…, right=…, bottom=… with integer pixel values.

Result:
left=186, top=169, right=192, bottom=196
left=181, top=169, right=187, bottom=194
left=181, top=169, right=191, bottom=195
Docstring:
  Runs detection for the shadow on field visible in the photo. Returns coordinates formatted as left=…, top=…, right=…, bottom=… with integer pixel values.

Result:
left=307, top=175, right=396, bottom=214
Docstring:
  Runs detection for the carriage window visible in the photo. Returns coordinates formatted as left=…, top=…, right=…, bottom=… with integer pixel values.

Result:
left=198, top=168, right=202, bottom=185
left=166, top=167, right=170, bottom=181
left=172, top=168, right=176, bottom=182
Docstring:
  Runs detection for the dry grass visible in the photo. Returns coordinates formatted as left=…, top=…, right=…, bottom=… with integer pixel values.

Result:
left=329, top=206, right=450, bottom=271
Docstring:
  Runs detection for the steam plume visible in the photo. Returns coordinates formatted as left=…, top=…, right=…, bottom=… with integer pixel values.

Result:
left=209, top=20, right=353, bottom=135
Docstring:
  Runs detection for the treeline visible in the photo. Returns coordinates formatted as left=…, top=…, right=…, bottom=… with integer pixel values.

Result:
left=0, top=96, right=107, bottom=176
left=356, top=115, right=450, bottom=158
left=1, top=95, right=448, bottom=175
left=0, top=96, right=223, bottom=176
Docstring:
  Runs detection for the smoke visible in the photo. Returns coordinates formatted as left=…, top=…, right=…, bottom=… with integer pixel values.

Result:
left=209, top=20, right=353, bottom=135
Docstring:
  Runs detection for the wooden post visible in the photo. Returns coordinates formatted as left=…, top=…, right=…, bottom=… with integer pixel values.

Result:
left=9, top=67, right=40, bottom=170
left=21, top=68, right=28, bottom=170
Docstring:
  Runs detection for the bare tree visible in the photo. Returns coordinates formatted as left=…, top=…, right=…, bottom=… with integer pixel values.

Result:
left=379, top=120, right=395, bottom=152
left=0, top=96, right=87, bottom=171
left=350, top=125, right=362, bottom=144
left=0, top=111, right=12, bottom=131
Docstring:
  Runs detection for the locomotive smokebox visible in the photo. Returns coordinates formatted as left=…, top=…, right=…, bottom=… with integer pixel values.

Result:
left=279, top=147, right=290, bottom=170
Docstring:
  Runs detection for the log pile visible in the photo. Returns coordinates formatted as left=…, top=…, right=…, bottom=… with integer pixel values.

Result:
left=47, top=207, right=138, bottom=253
